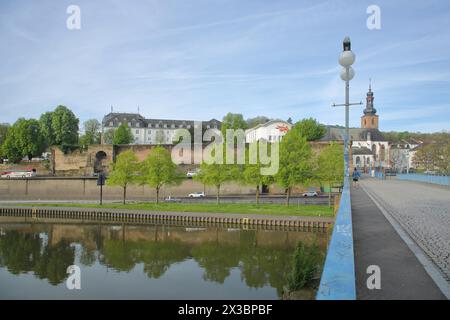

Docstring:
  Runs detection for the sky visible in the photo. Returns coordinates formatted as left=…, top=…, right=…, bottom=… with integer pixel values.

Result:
left=0, top=0, right=449, bottom=133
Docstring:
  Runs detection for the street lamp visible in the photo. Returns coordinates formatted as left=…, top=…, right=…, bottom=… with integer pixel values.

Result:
left=332, top=36, right=362, bottom=176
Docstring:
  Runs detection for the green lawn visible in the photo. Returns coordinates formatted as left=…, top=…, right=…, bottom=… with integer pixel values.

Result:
left=17, top=202, right=334, bottom=217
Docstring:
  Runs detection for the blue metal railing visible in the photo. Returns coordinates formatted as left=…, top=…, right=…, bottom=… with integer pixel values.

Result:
left=316, top=141, right=356, bottom=300
left=396, top=173, right=450, bottom=186
left=374, top=169, right=384, bottom=179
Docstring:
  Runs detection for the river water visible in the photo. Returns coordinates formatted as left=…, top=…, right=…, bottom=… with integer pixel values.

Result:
left=0, top=221, right=328, bottom=299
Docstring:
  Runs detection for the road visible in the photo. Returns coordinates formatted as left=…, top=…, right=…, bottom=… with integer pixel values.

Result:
left=360, top=178, right=450, bottom=282
left=0, top=195, right=332, bottom=205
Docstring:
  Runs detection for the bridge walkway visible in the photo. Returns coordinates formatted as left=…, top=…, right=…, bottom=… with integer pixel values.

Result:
left=351, top=179, right=446, bottom=299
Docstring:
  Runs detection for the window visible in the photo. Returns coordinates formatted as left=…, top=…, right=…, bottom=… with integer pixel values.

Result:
left=136, top=130, right=139, bottom=134
left=155, top=124, right=159, bottom=128
left=164, top=124, right=167, bottom=128
left=148, top=124, right=152, bottom=128
left=171, top=124, right=175, bottom=128
left=148, top=130, right=151, bottom=134
left=136, top=123, right=140, bottom=127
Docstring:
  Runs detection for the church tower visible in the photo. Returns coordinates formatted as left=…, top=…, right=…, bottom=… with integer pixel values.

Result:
left=361, top=80, right=379, bottom=129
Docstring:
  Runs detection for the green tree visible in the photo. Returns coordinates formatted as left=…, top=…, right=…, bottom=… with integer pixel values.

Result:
left=221, top=113, right=248, bottom=135
left=316, top=143, right=344, bottom=207
left=82, top=119, right=101, bottom=143
left=240, top=145, right=275, bottom=205
left=276, top=125, right=313, bottom=206
left=293, top=118, right=326, bottom=141
left=195, top=162, right=235, bottom=204
left=107, top=150, right=140, bottom=204
left=79, top=119, right=101, bottom=149
left=287, top=117, right=293, bottom=124
left=103, top=128, right=115, bottom=145
left=246, top=116, right=270, bottom=128
left=140, top=146, right=180, bottom=203
left=39, top=112, right=55, bottom=148
left=0, top=124, right=10, bottom=159
left=113, top=124, right=134, bottom=145
left=50, top=106, right=80, bottom=146
left=2, top=118, right=46, bottom=162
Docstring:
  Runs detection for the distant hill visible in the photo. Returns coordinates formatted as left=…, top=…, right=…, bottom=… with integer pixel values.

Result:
left=381, top=131, right=450, bottom=144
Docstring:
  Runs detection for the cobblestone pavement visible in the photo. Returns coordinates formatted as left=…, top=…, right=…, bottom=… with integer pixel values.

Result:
left=360, top=177, right=450, bottom=282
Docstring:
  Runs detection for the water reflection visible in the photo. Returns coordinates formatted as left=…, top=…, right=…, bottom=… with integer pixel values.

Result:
left=0, top=222, right=328, bottom=299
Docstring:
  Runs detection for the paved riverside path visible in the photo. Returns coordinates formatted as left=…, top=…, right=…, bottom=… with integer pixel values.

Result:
left=351, top=177, right=448, bottom=299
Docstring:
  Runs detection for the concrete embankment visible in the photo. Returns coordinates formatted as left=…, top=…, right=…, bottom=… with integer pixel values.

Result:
left=0, top=177, right=335, bottom=204
left=0, top=205, right=334, bottom=230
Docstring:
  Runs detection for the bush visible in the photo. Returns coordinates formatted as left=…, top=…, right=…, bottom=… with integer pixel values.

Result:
left=287, top=241, right=323, bottom=291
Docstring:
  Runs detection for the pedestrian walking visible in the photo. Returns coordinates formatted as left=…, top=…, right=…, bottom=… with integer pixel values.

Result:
left=352, top=168, right=361, bottom=187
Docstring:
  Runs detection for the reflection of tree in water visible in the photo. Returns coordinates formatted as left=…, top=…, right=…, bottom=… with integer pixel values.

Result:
left=0, top=231, right=41, bottom=274
left=191, top=242, right=240, bottom=283
left=0, top=231, right=75, bottom=285
left=0, top=224, right=323, bottom=297
left=100, top=239, right=190, bottom=278
left=100, top=240, right=135, bottom=272
left=137, top=241, right=190, bottom=279
left=80, top=246, right=96, bottom=267
left=33, top=240, right=75, bottom=285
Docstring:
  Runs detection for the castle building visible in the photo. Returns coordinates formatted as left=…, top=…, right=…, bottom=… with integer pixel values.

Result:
left=102, top=112, right=221, bottom=145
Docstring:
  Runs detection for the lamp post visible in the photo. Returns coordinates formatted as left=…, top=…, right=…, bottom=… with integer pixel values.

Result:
left=332, top=37, right=362, bottom=176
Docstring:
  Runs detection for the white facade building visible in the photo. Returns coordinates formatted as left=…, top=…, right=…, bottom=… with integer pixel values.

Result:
left=102, top=112, right=221, bottom=145
left=389, top=139, right=422, bottom=172
left=245, top=120, right=292, bottom=143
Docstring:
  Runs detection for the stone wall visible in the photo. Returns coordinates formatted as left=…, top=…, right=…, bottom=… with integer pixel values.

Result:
left=0, top=178, right=255, bottom=200
left=52, top=145, right=114, bottom=176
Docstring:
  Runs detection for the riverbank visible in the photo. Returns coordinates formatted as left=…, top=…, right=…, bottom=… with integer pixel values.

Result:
left=10, top=202, right=334, bottom=217
left=0, top=204, right=334, bottom=230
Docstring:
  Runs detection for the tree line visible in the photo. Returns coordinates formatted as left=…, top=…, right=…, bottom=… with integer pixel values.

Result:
left=107, top=118, right=343, bottom=206
left=412, top=142, right=450, bottom=174
left=0, top=105, right=137, bottom=163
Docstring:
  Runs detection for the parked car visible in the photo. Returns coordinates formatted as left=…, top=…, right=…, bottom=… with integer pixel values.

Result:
left=302, top=191, right=318, bottom=197
left=186, top=169, right=200, bottom=178
left=188, top=192, right=205, bottom=198
left=186, top=171, right=198, bottom=178
left=164, top=196, right=181, bottom=203
left=1, top=169, right=36, bottom=179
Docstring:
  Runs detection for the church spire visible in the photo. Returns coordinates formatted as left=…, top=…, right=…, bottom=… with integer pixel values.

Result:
left=363, top=79, right=377, bottom=116
left=361, top=79, right=379, bottom=129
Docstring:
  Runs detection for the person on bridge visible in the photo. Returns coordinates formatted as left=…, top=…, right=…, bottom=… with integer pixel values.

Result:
left=352, top=168, right=361, bottom=187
